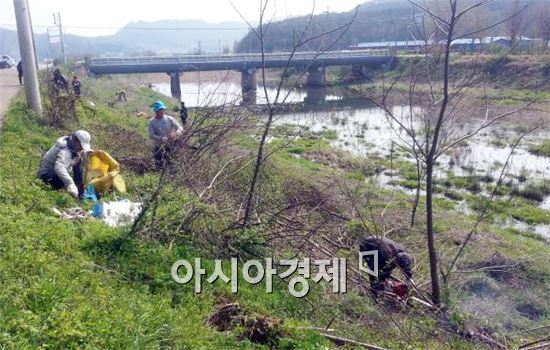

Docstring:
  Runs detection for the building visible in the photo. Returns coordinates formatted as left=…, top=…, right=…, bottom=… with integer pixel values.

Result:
left=348, top=40, right=429, bottom=51
left=350, top=37, right=539, bottom=53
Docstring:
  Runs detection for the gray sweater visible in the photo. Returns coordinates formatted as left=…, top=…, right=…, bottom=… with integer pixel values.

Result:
left=148, top=115, right=183, bottom=145
left=36, top=136, right=80, bottom=187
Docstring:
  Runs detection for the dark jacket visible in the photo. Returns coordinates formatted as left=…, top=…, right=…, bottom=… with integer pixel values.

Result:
left=53, top=70, right=68, bottom=90
left=180, top=103, right=188, bottom=125
left=72, top=79, right=81, bottom=96
left=360, top=236, right=413, bottom=284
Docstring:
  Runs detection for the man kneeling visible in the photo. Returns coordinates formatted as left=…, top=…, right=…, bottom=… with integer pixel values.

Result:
left=37, top=130, right=92, bottom=197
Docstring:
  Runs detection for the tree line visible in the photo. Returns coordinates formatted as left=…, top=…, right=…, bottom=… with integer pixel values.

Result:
left=234, top=0, right=550, bottom=53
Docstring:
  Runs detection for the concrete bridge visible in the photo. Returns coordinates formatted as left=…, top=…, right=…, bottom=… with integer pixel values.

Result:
left=86, top=50, right=397, bottom=103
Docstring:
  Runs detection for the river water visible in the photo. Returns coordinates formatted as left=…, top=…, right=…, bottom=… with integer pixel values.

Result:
left=152, top=81, right=550, bottom=239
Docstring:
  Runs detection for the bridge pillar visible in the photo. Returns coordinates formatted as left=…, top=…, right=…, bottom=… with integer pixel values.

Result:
left=169, top=72, right=181, bottom=100
left=306, top=66, right=325, bottom=87
left=241, top=68, right=257, bottom=105
left=304, top=86, right=326, bottom=105
left=351, top=65, right=365, bottom=79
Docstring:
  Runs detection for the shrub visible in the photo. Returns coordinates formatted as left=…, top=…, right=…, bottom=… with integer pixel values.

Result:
left=484, top=55, right=511, bottom=76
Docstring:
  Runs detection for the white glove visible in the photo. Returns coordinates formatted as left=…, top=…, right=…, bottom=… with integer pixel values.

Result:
left=67, top=183, right=79, bottom=197
left=161, top=136, right=168, bottom=143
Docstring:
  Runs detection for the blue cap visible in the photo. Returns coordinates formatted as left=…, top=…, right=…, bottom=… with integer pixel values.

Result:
left=152, top=100, right=167, bottom=112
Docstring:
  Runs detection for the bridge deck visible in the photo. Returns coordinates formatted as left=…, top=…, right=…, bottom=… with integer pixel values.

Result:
left=87, top=50, right=397, bottom=74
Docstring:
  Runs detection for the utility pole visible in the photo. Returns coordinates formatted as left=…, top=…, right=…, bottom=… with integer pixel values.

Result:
left=53, top=12, right=67, bottom=64
left=13, top=0, right=42, bottom=113
left=27, top=4, right=39, bottom=70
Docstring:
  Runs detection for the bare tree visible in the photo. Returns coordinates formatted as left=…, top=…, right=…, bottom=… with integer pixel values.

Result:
left=368, top=0, right=530, bottom=305
left=537, top=4, right=550, bottom=50
left=233, top=0, right=357, bottom=226
left=459, top=2, right=492, bottom=53
left=507, top=0, right=525, bottom=52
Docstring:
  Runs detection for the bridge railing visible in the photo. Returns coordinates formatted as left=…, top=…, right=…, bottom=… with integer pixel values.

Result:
left=88, top=50, right=391, bottom=66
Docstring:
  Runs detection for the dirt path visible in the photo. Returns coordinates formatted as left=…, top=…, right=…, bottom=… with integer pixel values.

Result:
left=0, top=67, right=21, bottom=129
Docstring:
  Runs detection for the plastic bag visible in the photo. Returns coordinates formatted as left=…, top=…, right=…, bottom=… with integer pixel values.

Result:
left=92, top=199, right=142, bottom=227
left=85, top=150, right=126, bottom=194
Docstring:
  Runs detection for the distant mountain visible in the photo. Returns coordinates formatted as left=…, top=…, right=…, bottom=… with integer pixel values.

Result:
left=112, top=20, right=248, bottom=54
left=235, top=0, right=549, bottom=53
left=0, top=19, right=249, bottom=60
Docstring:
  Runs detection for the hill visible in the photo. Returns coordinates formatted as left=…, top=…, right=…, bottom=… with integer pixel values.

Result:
left=0, top=19, right=249, bottom=60
left=236, top=0, right=550, bottom=53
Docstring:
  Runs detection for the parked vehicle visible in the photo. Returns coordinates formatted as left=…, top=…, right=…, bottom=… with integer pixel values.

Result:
left=0, top=55, right=16, bottom=69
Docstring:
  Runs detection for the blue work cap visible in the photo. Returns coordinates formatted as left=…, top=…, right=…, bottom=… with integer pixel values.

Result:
left=152, top=100, right=167, bottom=112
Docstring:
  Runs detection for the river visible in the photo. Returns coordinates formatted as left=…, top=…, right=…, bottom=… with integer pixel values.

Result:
left=152, top=81, right=550, bottom=240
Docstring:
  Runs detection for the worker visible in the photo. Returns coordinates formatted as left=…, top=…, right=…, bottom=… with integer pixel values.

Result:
left=37, top=130, right=92, bottom=197
left=360, top=236, right=414, bottom=297
left=52, top=68, right=68, bottom=90
left=71, top=75, right=81, bottom=97
left=116, top=90, right=127, bottom=102
left=16, top=60, right=23, bottom=85
left=179, top=101, right=188, bottom=126
left=148, top=100, right=183, bottom=168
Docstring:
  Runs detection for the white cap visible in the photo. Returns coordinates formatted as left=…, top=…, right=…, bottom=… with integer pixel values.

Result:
left=74, top=130, right=92, bottom=152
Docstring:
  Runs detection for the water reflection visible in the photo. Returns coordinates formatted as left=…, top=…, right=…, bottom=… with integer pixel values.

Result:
left=152, top=81, right=550, bottom=181
left=503, top=218, right=550, bottom=240
left=151, top=82, right=341, bottom=107
left=152, top=81, right=550, bottom=180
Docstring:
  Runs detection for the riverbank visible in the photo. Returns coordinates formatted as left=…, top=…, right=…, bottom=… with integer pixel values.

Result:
left=2, top=65, right=549, bottom=348
left=145, top=59, right=550, bottom=242
left=351, top=54, right=550, bottom=117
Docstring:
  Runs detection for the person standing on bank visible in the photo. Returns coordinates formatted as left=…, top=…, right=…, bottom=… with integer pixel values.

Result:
left=71, top=75, right=81, bottom=97
left=53, top=68, right=68, bottom=90
left=37, top=130, right=93, bottom=198
left=179, top=101, right=188, bottom=126
left=16, top=60, right=23, bottom=85
left=148, top=100, right=183, bottom=168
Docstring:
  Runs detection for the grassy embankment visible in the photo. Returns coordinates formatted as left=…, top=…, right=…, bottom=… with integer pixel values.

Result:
left=0, top=77, right=326, bottom=349
left=324, top=54, right=550, bottom=106
left=0, top=71, right=549, bottom=349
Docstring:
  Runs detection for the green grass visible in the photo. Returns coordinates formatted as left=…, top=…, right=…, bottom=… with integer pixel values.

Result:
left=529, top=139, right=550, bottom=157
left=3, top=71, right=550, bottom=349
left=319, top=130, right=337, bottom=140
left=0, top=89, right=326, bottom=348
left=511, top=182, right=550, bottom=202
left=442, top=175, right=483, bottom=193
left=467, top=195, right=550, bottom=225
left=510, top=206, right=550, bottom=225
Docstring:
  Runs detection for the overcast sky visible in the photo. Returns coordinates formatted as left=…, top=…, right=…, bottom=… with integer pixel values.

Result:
left=1, top=0, right=366, bottom=37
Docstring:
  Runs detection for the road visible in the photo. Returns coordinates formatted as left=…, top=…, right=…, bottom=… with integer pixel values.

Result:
left=0, top=67, right=21, bottom=129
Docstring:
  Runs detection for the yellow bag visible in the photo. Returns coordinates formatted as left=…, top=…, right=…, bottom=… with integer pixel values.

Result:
left=85, top=150, right=126, bottom=194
